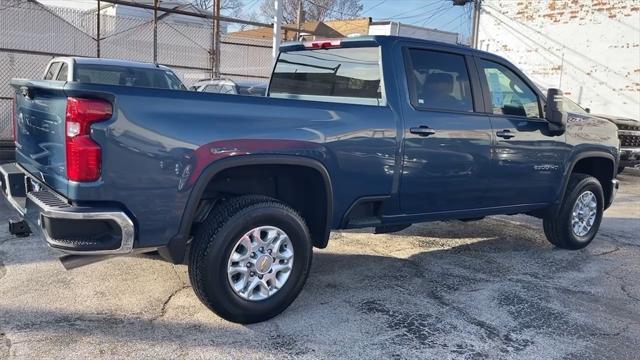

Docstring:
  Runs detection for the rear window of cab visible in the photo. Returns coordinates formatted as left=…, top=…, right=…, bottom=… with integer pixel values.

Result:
left=269, top=47, right=383, bottom=106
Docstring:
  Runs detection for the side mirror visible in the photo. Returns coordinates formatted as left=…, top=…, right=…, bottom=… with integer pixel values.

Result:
left=545, top=88, right=567, bottom=133
left=585, top=107, right=590, bottom=113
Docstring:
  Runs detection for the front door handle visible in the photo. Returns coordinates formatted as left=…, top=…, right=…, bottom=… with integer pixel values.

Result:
left=410, top=126, right=436, bottom=137
left=496, top=129, right=515, bottom=139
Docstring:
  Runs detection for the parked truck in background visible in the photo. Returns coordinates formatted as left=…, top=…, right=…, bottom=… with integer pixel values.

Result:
left=0, top=58, right=187, bottom=162
left=42, top=57, right=186, bottom=90
left=562, top=97, right=639, bottom=173
left=2, top=36, right=619, bottom=323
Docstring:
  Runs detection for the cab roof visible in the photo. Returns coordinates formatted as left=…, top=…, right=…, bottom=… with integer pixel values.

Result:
left=279, top=35, right=518, bottom=73
left=53, top=56, right=169, bottom=70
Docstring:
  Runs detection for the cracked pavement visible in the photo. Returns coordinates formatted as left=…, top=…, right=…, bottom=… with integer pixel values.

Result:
left=0, top=169, right=639, bottom=359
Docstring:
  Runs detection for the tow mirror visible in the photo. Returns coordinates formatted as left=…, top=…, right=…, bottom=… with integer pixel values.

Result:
left=545, top=88, right=567, bottom=133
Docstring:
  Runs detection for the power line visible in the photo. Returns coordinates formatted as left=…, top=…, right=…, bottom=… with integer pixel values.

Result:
left=364, top=0, right=387, bottom=14
left=439, top=9, right=467, bottom=31
left=408, top=2, right=451, bottom=26
left=383, top=1, right=443, bottom=20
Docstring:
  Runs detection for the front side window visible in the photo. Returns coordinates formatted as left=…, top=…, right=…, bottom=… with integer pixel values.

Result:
left=405, top=49, right=474, bottom=112
left=479, top=59, right=541, bottom=118
left=270, top=47, right=382, bottom=105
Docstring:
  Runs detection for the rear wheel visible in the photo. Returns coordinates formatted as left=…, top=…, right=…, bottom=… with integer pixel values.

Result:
left=188, top=195, right=312, bottom=323
left=543, top=173, right=604, bottom=250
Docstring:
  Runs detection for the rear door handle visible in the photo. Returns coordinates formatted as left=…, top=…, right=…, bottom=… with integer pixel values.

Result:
left=496, top=129, right=515, bottom=139
left=410, top=126, right=436, bottom=137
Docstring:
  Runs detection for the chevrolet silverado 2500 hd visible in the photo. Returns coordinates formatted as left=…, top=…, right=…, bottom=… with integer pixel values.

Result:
left=2, top=36, right=619, bottom=323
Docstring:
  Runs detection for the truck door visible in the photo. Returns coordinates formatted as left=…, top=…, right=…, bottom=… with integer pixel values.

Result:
left=476, top=58, right=568, bottom=206
left=398, top=47, right=494, bottom=214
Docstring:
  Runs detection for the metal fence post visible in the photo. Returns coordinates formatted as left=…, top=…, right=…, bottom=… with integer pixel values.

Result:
left=153, top=0, right=158, bottom=64
left=213, top=0, right=221, bottom=78
left=97, top=0, right=101, bottom=57
left=273, top=0, right=282, bottom=61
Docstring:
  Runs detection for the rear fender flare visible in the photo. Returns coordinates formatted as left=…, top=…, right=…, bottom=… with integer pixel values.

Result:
left=163, top=155, right=334, bottom=263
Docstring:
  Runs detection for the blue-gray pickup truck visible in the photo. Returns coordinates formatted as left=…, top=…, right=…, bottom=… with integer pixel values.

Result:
left=2, top=36, right=620, bottom=323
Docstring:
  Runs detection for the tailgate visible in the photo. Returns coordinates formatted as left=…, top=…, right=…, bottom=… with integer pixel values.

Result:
left=11, top=79, right=68, bottom=195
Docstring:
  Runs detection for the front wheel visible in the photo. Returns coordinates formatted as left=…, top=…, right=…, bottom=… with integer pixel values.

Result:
left=188, top=195, right=313, bottom=323
left=543, top=173, right=604, bottom=250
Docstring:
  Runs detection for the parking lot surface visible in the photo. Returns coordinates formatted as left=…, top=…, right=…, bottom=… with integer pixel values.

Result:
left=0, top=170, right=639, bottom=359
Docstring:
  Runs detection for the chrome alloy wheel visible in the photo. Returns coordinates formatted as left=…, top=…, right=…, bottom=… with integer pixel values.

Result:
left=571, top=191, right=598, bottom=237
left=226, top=226, right=294, bottom=301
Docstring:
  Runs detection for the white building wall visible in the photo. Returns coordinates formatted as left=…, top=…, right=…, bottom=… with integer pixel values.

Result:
left=478, top=0, right=640, bottom=119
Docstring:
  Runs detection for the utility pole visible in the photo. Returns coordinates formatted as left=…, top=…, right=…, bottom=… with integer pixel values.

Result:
left=273, top=0, right=283, bottom=61
left=153, top=0, right=158, bottom=64
left=296, top=0, right=304, bottom=41
left=96, top=0, right=101, bottom=57
left=471, top=0, right=482, bottom=48
left=213, top=0, right=221, bottom=78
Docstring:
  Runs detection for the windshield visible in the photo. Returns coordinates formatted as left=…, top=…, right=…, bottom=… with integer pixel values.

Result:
left=563, top=97, right=588, bottom=114
left=75, top=64, right=186, bottom=90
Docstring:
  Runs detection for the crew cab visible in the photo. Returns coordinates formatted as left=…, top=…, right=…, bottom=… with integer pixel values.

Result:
left=2, top=36, right=619, bottom=324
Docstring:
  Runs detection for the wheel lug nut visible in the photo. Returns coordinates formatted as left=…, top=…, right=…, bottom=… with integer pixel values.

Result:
left=246, top=263, right=252, bottom=268
left=260, top=247, right=264, bottom=252
left=251, top=252, right=256, bottom=258
left=250, top=272, right=255, bottom=277
left=267, top=249, right=272, bottom=254
left=258, top=275, right=263, bottom=279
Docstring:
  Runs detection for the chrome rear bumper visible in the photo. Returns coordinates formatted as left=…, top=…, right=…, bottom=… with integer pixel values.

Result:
left=0, top=163, right=135, bottom=255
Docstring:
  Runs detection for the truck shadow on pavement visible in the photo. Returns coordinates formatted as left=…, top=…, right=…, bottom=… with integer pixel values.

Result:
left=1, top=216, right=639, bottom=358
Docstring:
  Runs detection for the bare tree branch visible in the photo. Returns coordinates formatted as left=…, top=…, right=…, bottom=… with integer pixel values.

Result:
left=190, top=0, right=244, bottom=17
left=258, top=0, right=363, bottom=24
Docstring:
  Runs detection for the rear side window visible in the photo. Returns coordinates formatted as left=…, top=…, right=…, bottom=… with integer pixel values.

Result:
left=269, top=47, right=382, bottom=105
left=44, top=62, right=61, bottom=80
left=405, top=49, right=473, bottom=112
left=56, top=63, right=68, bottom=81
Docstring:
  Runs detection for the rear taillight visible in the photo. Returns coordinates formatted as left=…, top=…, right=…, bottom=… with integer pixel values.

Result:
left=65, top=97, right=112, bottom=182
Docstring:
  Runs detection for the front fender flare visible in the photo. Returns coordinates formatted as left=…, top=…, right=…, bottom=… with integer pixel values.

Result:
left=551, top=150, right=616, bottom=214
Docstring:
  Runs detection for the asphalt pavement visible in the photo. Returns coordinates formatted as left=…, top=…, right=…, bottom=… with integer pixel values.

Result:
left=1, top=169, right=639, bottom=359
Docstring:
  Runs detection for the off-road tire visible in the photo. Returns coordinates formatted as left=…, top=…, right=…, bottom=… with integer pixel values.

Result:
left=543, top=173, right=604, bottom=250
left=188, top=195, right=312, bottom=323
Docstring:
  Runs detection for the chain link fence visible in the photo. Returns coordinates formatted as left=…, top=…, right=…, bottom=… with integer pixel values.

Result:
left=0, top=0, right=274, bottom=145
